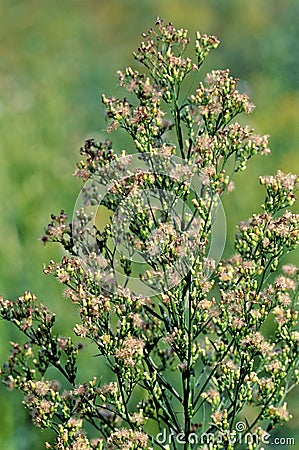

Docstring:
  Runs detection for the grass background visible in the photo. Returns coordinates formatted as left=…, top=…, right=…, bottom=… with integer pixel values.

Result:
left=0, top=0, right=298, bottom=448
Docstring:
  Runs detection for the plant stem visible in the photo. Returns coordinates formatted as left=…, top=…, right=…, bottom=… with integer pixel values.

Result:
left=183, top=273, right=192, bottom=449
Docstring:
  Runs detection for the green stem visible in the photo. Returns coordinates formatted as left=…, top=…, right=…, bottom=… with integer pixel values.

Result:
left=183, top=273, right=193, bottom=450
left=173, top=89, right=185, bottom=159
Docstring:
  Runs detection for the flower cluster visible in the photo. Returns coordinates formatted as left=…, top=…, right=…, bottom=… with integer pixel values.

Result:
left=40, top=210, right=73, bottom=251
left=260, top=169, right=299, bottom=213
left=0, top=291, right=80, bottom=386
left=190, top=69, right=255, bottom=134
left=74, top=138, right=116, bottom=179
left=107, top=429, right=149, bottom=449
left=236, top=208, right=299, bottom=273
left=1, top=19, right=299, bottom=450
left=133, top=18, right=199, bottom=96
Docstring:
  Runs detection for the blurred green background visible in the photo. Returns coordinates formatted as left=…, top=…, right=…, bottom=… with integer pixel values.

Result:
left=0, top=0, right=298, bottom=448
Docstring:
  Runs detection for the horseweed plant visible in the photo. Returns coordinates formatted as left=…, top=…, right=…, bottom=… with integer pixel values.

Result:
left=1, top=19, right=299, bottom=450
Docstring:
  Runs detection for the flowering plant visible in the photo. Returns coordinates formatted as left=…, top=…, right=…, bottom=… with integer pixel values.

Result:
left=1, top=19, right=299, bottom=450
